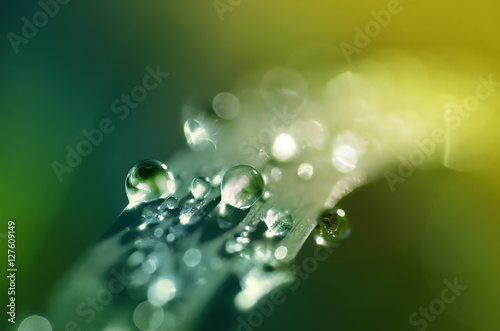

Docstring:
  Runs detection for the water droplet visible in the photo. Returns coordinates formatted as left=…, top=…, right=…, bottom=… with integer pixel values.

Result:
left=126, top=160, right=176, bottom=204
left=18, top=316, right=52, bottom=331
left=272, top=133, right=298, bottom=162
left=133, top=301, right=164, bottom=330
left=158, top=196, right=179, bottom=212
left=183, top=248, right=202, bottom=267
left=184, top=119, right=215, bottom=151
left=212, top=92, right=240, bottom=119
left=190, top=177, right=211, bottom=199
left=221, top=165, right=264, bottom=210
left=147, top=278, right=176, bottom=306
left=315, top=208, right=351, bottom=245
left=263, top=209, right=293, bottom=237
left=297, top=163, right=314, bottom=180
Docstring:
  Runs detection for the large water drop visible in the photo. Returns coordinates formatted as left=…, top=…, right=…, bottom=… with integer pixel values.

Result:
left=314, top=208, right=351, bottom=246
left=125, top=160, right=176, bottom=204
left=221, top=165, right=264, bottom=209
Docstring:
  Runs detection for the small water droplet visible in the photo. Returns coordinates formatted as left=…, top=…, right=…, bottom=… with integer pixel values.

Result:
left=183, top=248, right=202, bottom=267
left=133, top=301, right=164, bottom=330
left=315, top=208, right=351, bottom=245
left=158, top=196, right=179, bottom=212
left=212, top=92, right=240, bottom=119
left=263, top=209, right=293, bottom=237
left=297, top=163, right=314, bottom=180
left=190, top=177, right=211, bottom=199
left=126, top=160, right=176, bottom=204
left=272, top=133, right=298, bottom=162
left=221, top=165, right=264, bottom=210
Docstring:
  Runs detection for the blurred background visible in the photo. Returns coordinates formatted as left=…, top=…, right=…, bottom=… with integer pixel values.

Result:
left=1, top=0, right=500, bottom=330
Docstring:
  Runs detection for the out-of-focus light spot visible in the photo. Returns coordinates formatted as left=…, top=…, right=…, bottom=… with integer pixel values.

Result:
left=272, top=133, right=298, bottom=162
left=133, top=301, right=164, bottom=330
left=332, top=131, right=366, bottom=173
left=274, top=246, right=288, bottom=260
left=337, top=209, right=346, bottom=217
left=18, top=316, right=52, bottom=331
left=213, top=92, right=240, bottom=119
left=297, top=163, right=314, bottom=179
left=183, top=248, right=202, bottom=267
left=147, top=278, right=176, bottom=306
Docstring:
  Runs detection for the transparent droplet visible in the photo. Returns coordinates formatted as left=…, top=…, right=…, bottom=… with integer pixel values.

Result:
left=126, top=160, right=176, bottom=204
left=212, top=92, right=240, bottom=119
left=183, top=248, right=202, bottom=267
left=147, top=278, right=176, bottom=306
left=18, top=316, right=52, bottom=331
left=133, top=301, right=164, bottom=330
left=272, top=133, right=298, bottom=162
left=221, top=165, right=265, bottom=209
left=297, top=163, right=314, bottom=180
left=184, top=119, right=215, bottom=151
left=158, top=196, right=179, bottom=212
left=190, top=177, right=211, bottom=199
left=263, top=209, right=293, bottom=237
left=315, top=208, right=351, bottom=246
